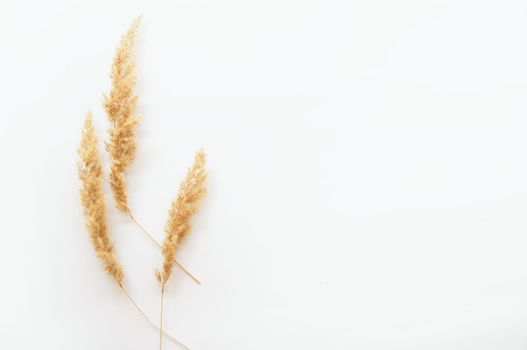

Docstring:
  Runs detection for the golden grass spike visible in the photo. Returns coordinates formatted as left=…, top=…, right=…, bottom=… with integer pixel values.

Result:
left=157, top=150, right=207, bottom=284
left=104, top=17, right=141, bottom=212
left=78, top=112, right=124, bottom=284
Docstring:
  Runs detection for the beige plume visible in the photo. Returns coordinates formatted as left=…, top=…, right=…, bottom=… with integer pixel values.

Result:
left=157, top=150, right=207, bottom=284
left=78, top=112, right=124, bottom=284
left=156, top=149, right=206, bottom=350
left=104, top=17, right=141, bottom=212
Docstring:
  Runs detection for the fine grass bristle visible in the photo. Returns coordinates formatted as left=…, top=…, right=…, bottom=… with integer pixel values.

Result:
left=104, top=17, right=141, bottom=212
left=78, top=112, right=124, bottom=284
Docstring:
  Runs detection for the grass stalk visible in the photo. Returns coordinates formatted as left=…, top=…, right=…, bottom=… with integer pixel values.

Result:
left=119, top=284, right=189, bottom=350
left=128, top=210, right=201, bottom=284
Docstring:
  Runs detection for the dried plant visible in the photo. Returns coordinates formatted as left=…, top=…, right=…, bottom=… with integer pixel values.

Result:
left=104, top=17, right=140, bottom=213
left=78, top=112, right=124, bottom=284
left=156, top=150, right=207, bottom=285
left=79, top=17, right=208, bottom=350
left=156, top=150, right=207, bottom=350
left=78, top=113, right=190, bottom=350
left=103, top=17, right=201, bottom=284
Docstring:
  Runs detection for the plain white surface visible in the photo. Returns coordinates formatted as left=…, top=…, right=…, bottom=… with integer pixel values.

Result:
left=2, top=0, right=527, bottom=349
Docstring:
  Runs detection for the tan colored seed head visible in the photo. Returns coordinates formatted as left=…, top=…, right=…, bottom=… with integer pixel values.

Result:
left=78, top=113, right=124, bottom=284
left=104, top=17, right=141, bottom=212
left=156, top=150, right=207, bottom=284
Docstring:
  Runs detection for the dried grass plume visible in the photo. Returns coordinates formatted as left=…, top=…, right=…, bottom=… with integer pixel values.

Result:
left=78, top=112, right=124, bottom=284
left=156, top=150, right=207, bottom=284
left=104, top=17, right=141, bottom=212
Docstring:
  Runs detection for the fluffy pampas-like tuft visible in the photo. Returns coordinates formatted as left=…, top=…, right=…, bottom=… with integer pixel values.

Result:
left=78, top=112, right=124, bottom=284
left=156, top=150, right=207, bottom=284
left=104, top=17, right=141, bottom=212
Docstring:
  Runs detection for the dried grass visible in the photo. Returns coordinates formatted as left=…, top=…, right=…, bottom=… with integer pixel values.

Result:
left=78, top=112, right=124, bottom=284
left=104, top=17, right=141, bottom=212
left=78, top=18, right=207, bottom=350
left=156, top=150, right=207, bottom=284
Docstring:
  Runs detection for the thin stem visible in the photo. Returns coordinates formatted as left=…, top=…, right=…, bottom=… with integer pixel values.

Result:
left=119, top=284, right=190, bottom=350
left=128, top=210, right=202, bottom=284
left=159, top=283, right=165, bottom=350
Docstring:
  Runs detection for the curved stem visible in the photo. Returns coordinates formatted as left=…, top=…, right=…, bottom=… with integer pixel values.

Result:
left=128, top=211, right=202, bottom=284
left=119, top=284, right=190, bottom=350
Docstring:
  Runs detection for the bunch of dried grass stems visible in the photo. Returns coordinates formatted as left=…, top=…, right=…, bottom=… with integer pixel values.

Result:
left=77, top=17, right=207, bottom=350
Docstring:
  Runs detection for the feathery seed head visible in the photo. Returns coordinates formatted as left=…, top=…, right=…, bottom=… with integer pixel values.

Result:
left=78, top=112, right=124, bottom=284
left=104, top=17, right=141, bottom=212
left=156, top=150, right=207, bottom=284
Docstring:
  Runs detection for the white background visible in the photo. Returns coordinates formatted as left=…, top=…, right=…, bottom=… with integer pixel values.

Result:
left=2, top=0, right=527, bottom=349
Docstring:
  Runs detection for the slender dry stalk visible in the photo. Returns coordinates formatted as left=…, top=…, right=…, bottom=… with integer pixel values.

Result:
left=104, top=17, right=141, bottom=213
left=103, top=17, right=200, bottom=284
left=120, top=285, right=190, bottom=350
left=156, top=150, right=207, bottom=284
left=159, top=284, right=165, bottom=350
left=156, top=150, right=207, bottom=350
left=78, top=112, right=124, bottom=284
